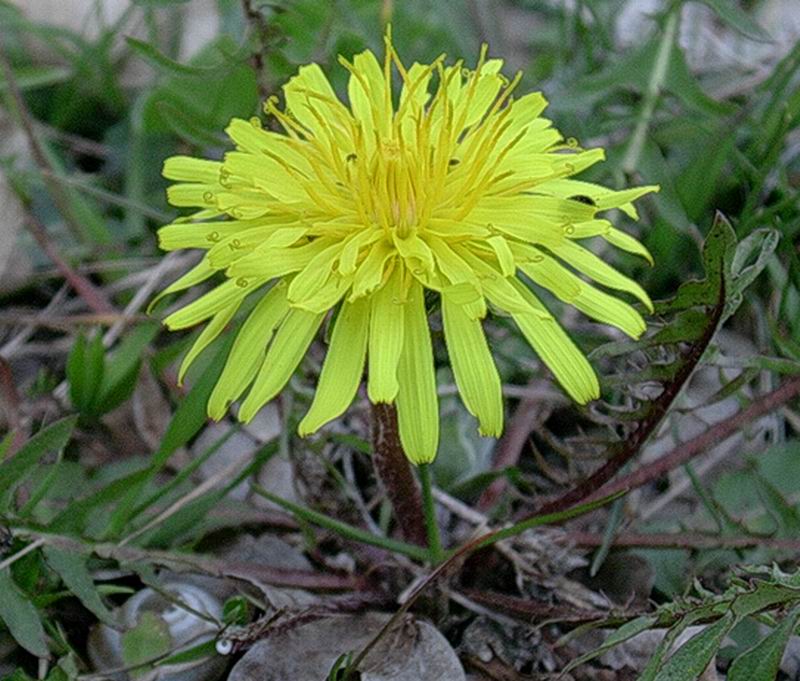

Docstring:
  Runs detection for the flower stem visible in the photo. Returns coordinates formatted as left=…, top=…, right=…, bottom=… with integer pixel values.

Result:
left=370, top=403, right=427, bottom=548
left=418, top=464, right=444, bottom=563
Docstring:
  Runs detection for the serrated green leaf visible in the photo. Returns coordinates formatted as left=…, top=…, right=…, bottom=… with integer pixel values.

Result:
left=655, top=213, right=736, bottom=315
left=0, top=568, right=48, bottom=658
left=42, top=547, right=118, bottom=626
left=653, top=611, right=737, bottom=681
left=562, top=614, right=660, bottom=674
left=0, top=416, right=78, bottom=508
left=729, top=607, right=800, bottom=681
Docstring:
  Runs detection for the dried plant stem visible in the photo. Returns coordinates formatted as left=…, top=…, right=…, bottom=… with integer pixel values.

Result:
left=587, top=374, right=800, bottom=504
left=370, top=402, right=427, bottom=548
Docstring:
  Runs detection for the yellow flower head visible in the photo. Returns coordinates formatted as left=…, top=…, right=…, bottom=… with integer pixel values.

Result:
left=155, top=32, right=658, bottom=464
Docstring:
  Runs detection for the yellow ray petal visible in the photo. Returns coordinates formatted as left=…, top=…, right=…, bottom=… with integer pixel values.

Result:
left=178, top=300, right=242, bottom=384
left=149, top=257, right=215, bottom=312
left=548, top=239, right=653, bottom=311
left=367, top=265, right=404, bottom=403
left=163, top=277, right=255, bottom=330
left=506, top=281, right=600, bottom=404
left=163, top=156, right=222, bottom=184
left=298, top=297, right=369, bottom=435
left=238, top=308, right=325, bottom=423
left=207, top=283, right=290, bottom=420
left=396, top=280, right=439, bottom=464
left=350, top=240, right=395, bottom=299
left=345, top=49, right=391, bottom=143
left=442, top=295, right=503, bottom=436
left=227, top=238, right=334, bottom=279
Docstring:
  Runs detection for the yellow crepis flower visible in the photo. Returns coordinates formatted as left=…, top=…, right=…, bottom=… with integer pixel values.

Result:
left=155, top=32, right=658, bottom=464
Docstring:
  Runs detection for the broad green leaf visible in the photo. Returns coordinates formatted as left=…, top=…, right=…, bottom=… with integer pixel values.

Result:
left=728, top=606, right=800, bottom=681
left=42, top=547, right=118, bottom=626
left=66, top=332, right=105, bottom=415
left=93, top=322, right=160, bottom=415
left=120, top=611, right=172, bottom=675
left=0, top=568, right=48, bottom=657
left=0, top=416, right=78, bottom=507
left=653, top=612, right=737, bottom=681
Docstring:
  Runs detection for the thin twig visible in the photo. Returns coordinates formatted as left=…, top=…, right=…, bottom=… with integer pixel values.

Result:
left=0, top=537, right=45, bottom=571
left=14, top=529, right=361, bottom=592
left=24, top=213, right=115, bottom=315
left=567, top=530, right=800, bottom=552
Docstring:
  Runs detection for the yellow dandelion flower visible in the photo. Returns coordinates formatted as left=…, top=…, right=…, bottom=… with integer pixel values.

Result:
left=154, top=32, right=658, bottom=465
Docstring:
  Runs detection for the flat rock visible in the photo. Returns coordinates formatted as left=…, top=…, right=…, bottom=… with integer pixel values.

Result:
left=228, top=612, right=465, bottom=681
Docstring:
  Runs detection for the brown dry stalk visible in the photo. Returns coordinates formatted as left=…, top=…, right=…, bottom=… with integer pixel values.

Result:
left=586, top=374, right=800, bottom=503
left=567, top=530, right=800, bottom=552
left=25, top=214, right=116, bottom=315
left=535, top=272, right=727, bottom=517
left=370, top=402, right=427, bottom=547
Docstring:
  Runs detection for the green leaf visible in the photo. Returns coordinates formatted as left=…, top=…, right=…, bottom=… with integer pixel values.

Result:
left=728, top=607, right=800, bottom=681
left=42, top=547, right=118, bottom=626
left=653, top=611, right=737, bottom=681
left=0, top=568, right=48, bottom=658
left=93, top=322, right=160, bottom=415
left=48, top=466, right=153, bottom=535
left=2, top=671, right=35, bottom=681
left=66, top=333, right=105, bottom=415
left=105, top=333, right=236, bottom=537
left=120, top=611, right=172, bottom=676
left=154, top=100, right=226, bottom=147
left=125, top=37, right=228, bottom=76
left=0, top=65, right=72, bottom=92
left=562, top=614, right=660, bottom=674
left=0, top=416, right=78, bottom=507
left=655, top=212, right=736, bottom=315
left=158, top=640, right=216, bottom=665
left=697, top=0, right=771, bottom=42
left=222, top=596, right=251, bottom=625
